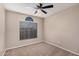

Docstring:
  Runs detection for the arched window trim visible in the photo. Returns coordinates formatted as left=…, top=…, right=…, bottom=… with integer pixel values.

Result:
left=25, top=16, right=33, bottom=22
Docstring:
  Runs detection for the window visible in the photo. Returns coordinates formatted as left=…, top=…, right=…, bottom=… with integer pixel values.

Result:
left=20, top=17, right=37, bottom=40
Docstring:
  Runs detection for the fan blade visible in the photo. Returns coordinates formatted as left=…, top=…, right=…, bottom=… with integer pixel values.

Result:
left=39, top=3, right=42, bottom=7
left=42, top=5, right=53, bottom=9
left=41, top=10, right=47, bottom=14
left=34, top=10, right=38, bottom=14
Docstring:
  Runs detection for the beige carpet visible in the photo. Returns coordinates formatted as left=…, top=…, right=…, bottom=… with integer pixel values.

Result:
left=5, top=42, right=77, bottom=56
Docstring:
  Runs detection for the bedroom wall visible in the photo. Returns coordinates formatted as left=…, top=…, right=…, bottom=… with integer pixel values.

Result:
left=5, top=10, right=44, bottom=49
left=0, top=5, right=5, bottom=55
left=44, top=4, right=79, bottom=55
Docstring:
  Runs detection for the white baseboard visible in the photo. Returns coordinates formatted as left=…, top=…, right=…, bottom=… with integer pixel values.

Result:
left=45, top=40, right=79, bottom=56
left=6, top=41, right=43, bottom=51
left=5, top=40, right=79, bottom=56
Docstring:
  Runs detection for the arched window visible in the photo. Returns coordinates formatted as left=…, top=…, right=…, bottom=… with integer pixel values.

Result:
left=25, top=16, right=33, bottom=21
left=20, top=16, right=37, bottom=40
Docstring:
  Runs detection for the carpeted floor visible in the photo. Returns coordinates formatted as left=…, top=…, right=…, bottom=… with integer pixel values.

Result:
left=5, top=42, right=77, bottom=56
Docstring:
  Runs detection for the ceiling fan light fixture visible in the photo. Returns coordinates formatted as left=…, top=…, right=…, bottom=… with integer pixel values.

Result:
left=34, top=3, right=53, bottom=14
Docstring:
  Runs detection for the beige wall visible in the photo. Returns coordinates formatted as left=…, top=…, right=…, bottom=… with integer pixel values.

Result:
left=44, top=4, right=79, bottom=54
left=0, top=6, right=5, bottom=55
left=5, top=11, right=44, bottom=49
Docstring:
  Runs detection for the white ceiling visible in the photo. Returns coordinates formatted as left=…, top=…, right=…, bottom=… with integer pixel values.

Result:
left=2, top=3, right=76, bottom=18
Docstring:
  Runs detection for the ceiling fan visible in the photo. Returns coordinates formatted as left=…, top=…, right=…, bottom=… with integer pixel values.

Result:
left=34, top=3, right=54, bottom=14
